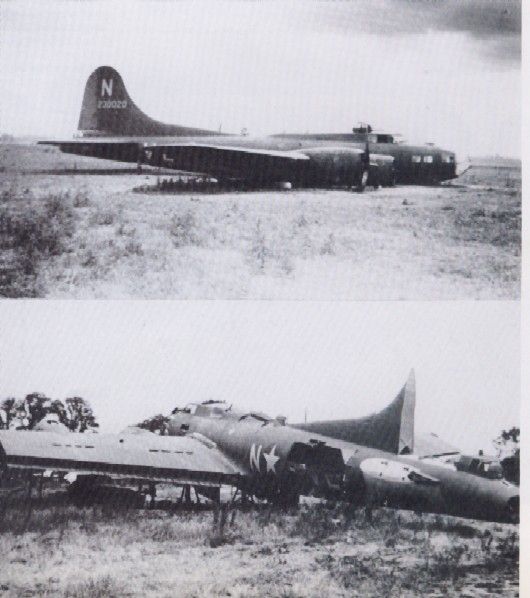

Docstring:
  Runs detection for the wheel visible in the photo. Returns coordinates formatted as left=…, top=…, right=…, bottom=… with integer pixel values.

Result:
left=385, top=171, right=397, bottom=188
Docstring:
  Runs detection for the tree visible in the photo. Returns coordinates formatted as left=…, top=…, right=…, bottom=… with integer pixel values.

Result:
left=64, top=397, right=99, bottom=433
left=23, top=393, right=52, bottom=429
left=493, top=427, right=519, bottom=485
left=47, top=399, right=69, bottom=426
left=0, top=398, right=17, bottom=429
left=137, top=414, right=170, bottom=435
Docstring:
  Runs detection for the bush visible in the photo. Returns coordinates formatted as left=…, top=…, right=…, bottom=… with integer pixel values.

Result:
left=89, top=208, right=115, bottom=226
left=72, top=191, right=90, bottom=208
left=169, top=211, right=201, bottom=247
left=289, top=503, right=339, bottom=543
left=0, top=193, right=76, bottom=297
left=63, top=575, right=122, bottom=598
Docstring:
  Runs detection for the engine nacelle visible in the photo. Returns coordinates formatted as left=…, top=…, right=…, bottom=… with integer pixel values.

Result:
left=300, top=147, right=368, bottom=189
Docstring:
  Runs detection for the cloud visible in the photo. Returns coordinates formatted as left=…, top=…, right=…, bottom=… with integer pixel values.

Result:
left=303, top=0, right=521, bottom=62
left=420, top=0, right=521, bottom=37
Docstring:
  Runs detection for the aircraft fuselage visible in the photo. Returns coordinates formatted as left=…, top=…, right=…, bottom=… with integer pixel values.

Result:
left=167, top=404, right=517, bottom=523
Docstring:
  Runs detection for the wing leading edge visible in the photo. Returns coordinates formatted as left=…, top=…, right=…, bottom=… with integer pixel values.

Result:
left=0, top=430, right=244, bottom=487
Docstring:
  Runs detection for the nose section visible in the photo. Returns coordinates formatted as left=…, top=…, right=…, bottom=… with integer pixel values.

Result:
left=474, top=484, right=519, bottom=524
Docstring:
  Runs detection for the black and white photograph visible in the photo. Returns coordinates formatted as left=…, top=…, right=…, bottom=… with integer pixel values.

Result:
left=0, top=300, right=521, bottom=595
left=0, top=0, right=521, bottom=300
left=0, top=1, right=523, bottom=597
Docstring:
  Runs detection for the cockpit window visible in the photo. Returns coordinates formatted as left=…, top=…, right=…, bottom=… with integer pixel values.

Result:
left=239, top=412, right=273, bottom=424
left=171, top=404, right=195, bottom=415
left=442, top=154, right=455, bottom=163
left=193, top=404, right=225, bottom=417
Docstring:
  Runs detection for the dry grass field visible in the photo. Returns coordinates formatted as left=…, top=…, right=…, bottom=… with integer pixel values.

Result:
left=0, top=493, right=519, bottom=598
left=0, top=144, right=521, bottom=299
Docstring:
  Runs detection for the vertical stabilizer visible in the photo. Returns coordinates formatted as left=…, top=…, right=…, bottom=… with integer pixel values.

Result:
left=293, top=370, right=416, bottom=454
left=398, top=369, right=415, bottom=454
left=78, top=66, right=225, bottom=137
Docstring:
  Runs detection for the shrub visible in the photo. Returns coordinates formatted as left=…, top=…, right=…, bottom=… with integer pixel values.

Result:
left=63, top=575, right=121, bottom=598
left=250, top=219, right=268, bottom=270
left=0, top=193, right=76, bottom=297
left=89, top=208, right=115, bottom=226
left=289, top=503, right=339, bottom=543
left=72, top=191, right=90, bottom=208
left=169, top=211, right=200, bottom=247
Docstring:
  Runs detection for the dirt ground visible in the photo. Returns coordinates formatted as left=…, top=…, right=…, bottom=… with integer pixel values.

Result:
left=0, top=494, right=519, bottom=598
left=0, top=144, right=521, bottom=300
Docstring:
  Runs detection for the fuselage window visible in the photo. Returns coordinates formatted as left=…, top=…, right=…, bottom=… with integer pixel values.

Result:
left=412, top=155, right=421, bottom=163
left=209, top=407, right=225, bottom=418
left=423, top=155, right=433, bottom=163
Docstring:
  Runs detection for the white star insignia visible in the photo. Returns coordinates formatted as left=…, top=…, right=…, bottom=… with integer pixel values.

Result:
left=263, top=445, right=280, bottom=473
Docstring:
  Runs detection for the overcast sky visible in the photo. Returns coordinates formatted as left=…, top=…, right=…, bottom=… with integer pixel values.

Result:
left=0, top=0, right=521, bottom=158
left=0, top=301, right=519, bottom=455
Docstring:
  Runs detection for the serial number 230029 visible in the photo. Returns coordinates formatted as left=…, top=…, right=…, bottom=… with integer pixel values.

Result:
left=98, top=100, right=128, bottom=109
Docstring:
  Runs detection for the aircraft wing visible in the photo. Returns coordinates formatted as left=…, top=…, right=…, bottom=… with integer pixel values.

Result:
left=0, top=430, right=244, bottom=487
left=38, top=139, right=311, bottom=181
left=143, top=143, right=310, bottom=180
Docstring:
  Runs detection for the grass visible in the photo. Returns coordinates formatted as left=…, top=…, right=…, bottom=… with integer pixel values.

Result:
left=0, top=144, right=522, bottom=299
left=0, top=493, right=519, bottom=597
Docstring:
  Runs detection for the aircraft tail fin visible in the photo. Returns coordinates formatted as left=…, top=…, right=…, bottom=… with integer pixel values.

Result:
left=78, top=66, right=222, bottom=137
left=294, top=370, right=416, bottom=454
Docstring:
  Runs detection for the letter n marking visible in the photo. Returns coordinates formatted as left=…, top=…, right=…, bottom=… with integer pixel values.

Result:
left=101, top=78, right=113, bottom=97
left=249, top=444, right=262, bottom=471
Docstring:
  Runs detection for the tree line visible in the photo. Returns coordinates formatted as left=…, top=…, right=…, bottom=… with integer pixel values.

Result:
left=0, top=393, right=99, bottom=433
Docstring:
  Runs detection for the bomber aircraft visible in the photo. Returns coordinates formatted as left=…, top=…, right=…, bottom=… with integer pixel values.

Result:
left=0, top=372, right=518, bottom=524
left=38, top=66, right=455, bottom=189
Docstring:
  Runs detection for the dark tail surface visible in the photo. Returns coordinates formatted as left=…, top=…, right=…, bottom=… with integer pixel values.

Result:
left=78, top=66, right=224, bottom=137
left=294, top=370, right=416, bottom=454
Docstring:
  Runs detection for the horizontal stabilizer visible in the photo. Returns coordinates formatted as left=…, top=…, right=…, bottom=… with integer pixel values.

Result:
left=414, top=432, right=460, bottom=459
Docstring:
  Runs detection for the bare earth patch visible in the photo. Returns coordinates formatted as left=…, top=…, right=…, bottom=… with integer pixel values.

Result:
left=0, top=500, right=519, bottom=597
left=0, top=145, right=521, bottom=299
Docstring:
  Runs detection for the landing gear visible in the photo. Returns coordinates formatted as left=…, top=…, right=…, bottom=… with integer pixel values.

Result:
left=355, top=168, right=369, bottom=193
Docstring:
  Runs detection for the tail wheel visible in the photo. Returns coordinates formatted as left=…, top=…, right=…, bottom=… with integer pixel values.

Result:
left=355, top=168, right=369, bottom=193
